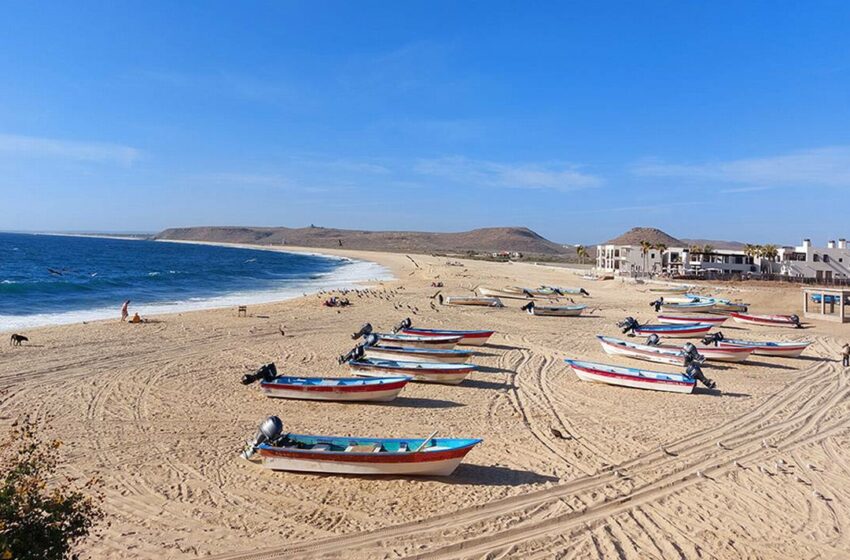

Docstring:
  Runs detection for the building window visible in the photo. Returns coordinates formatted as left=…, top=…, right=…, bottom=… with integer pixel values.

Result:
left=813, top=254, right=820, bottom=262
left=824, top=255, right=830, bottom=263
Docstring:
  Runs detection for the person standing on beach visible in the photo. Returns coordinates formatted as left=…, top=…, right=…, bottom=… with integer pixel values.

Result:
left=121, top=300, right=131, bottom=322
left=842, top=343, right=850, bottom=367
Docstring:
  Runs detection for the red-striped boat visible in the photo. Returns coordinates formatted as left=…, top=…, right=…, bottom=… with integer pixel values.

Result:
left=730, top=312, right=802, bottom=328
left=259, top=376, right=409, bottom=402
left=565, top=359, right=696, bottom=394
left=348, top=358, right=477, bottom=385
left=715, top=339, right=811, bottom=357
left=658, top=314, right=728, bottom=326
left=393, top=318, right=494, bottom=346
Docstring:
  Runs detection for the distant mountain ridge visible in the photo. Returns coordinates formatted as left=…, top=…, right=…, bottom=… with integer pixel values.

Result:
left=602, top=227, right=747, bottom=251
left=155, top=225, right=577, bottom=259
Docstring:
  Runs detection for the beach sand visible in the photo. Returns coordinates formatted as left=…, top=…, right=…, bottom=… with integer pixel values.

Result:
left=1, top=247, right=848, bottom=559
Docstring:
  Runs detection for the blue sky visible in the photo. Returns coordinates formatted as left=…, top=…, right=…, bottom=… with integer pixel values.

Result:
left=1, top=2, right=849, bottom=244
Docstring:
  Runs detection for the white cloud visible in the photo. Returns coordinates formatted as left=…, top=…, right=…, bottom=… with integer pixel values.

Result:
left=414, top=156, right=602, bottom=192
left=632, top=146, right=850, bottom=188
left=0, top=133, right=140, bottom=165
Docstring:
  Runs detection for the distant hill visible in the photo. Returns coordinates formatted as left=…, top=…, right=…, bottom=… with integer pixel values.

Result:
left=604, top=227, right=683, bottom=246
left=155, top=225, right=578, bottom=260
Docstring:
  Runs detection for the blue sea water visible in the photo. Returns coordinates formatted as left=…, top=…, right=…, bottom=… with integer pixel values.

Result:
left=0, top=233, right=391, bottom=331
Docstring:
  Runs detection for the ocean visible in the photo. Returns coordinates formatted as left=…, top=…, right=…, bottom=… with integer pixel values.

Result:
left=0, top=233, right=391, bottom=332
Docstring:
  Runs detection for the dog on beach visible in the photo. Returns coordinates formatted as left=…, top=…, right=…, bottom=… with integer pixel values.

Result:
left=10, top=334, right=28, bottom=346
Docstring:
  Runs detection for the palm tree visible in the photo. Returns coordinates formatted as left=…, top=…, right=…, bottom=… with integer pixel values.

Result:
left=702, top=244, right=715, bottom=262
left=761, top=244, right=778, bottom=273
left=639, top=240, right=652, bottom=272
left=576, top=245, right=589, bottom=265
left=654, top=243, right=668, bottom=272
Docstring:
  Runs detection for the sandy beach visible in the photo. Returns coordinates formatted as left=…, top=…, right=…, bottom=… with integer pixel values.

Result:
left=1, top=246, right=848, bottom=559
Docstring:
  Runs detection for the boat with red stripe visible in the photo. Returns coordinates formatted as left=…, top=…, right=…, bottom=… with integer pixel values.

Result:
left=702, top=333, right=810, bottom=357
left=564, top=359, right=697, bottom=393
left=658, top=314, right=728, bottom=325
left=242, top=417, right=480, bottom=476
left=348, top=358, right=477, bottom=385
left=730, top=312, right=803, bottom=328
left=618, top=316, right=713, bottom=338
left=393, top=318, right=494, bottom=346
left=241, top=363, right=410, bottom=402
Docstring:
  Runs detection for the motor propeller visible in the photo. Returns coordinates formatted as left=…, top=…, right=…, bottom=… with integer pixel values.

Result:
left=686, top=362, right=716, bottom=389
left=241, top=416, right=285, bottom=459
left=352, top=322, right=373, bottom=340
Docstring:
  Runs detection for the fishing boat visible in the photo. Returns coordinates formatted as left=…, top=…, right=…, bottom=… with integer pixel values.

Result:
left=620, top=317, right=714, bottom=338
left=730, top=312, right=802, bottom=328
left=565, top=359, right=696, bottom=393
left=351, top=323, right=461, bottom=349
left=364, top=345, right=473, bottom=364
left=596, top=335, right=686, bottom=366
left=658, top=343, right=753, bottom=363
left=242, top=416, right=480, bottom=476
left=394, top=318, right=494, bottom=346
left=241, top=363, right=411, bottom=402
left=659, top=301, right=716, bottom=312
left=658, top=314, right=728, bottom=325
left=259, top=376, right=410, bottom=402
left=649, top=285, right=690, bottom=294
left=521, top=301, right=586, bottom=317
left=709, top=299, right=749, bottom=313
left=348, top=358, right=477, bottom=385
left=439, top=295, right=504, bottom=307
left=708, top=337, right=810, bottom=357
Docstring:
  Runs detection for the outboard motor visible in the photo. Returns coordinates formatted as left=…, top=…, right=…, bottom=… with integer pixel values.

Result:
left=701, top=332, right=724, bottom=347
left=338, top=343, right=366, bottom=364
left=351, top=322, right=373, bottom=340
left=682, top=342, right=705, bottom=365
left=790, top=314, right=802, bottom=328
left=437, top=294, right=444, bottom=305
left=242, top=416, right=284, bottom=459
left=392, top=317, right=412, bottom=333
left=645, top=333, right=661, bottom=346
left=650, top=298, right=664, bottom=312
left=685, top=362, right=716, bottom=389
left=241, top=362, right=278, bottom=385
left=520, top=301, right=535, bottom=313
left=618, top=317, right=640, bottom=335
left=580, top=288, right=590, bottom=297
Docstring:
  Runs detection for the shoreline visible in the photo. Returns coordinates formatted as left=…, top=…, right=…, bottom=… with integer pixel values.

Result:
left=1, top=236, right=396, bottom=333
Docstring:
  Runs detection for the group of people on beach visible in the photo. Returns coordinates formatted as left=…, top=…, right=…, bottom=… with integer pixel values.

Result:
left=120, top=300, right=143, bottom=323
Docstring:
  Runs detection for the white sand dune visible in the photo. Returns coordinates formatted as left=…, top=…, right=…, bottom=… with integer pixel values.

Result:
left=1, top=247, right=848, bottom=559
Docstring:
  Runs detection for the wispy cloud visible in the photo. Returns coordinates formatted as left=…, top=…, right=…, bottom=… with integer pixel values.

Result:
left=632, top=146, right=850, bottom=188
left=0, top=133, right=140, bottom=165
left=414, top=156, right=602, bottom=192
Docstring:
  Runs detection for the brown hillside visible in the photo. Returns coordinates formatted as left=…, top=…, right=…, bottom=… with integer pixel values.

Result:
left=155, top=226, right=575, bottom=258
left=605, top=227, right=682, bottom=246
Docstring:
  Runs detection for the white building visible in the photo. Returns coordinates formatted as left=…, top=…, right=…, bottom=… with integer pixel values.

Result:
left=596, top=244, right=663, bottom=274
left=596, top=244, right=756, bottom=276
left=777, top=238, right=850, bottom=282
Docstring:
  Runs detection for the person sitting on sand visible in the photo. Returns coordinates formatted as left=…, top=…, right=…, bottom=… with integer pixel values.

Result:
left=842, top=343, right=849, bottom=367
left=121, top=300, right=131, bottom=322
left=130, top=312, right=142, bottom=324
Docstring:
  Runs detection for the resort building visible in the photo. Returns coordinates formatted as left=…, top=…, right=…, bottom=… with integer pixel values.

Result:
left=776, top=239, right=850, bottom=282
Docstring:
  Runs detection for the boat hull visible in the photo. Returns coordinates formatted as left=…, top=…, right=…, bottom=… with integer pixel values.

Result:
left=565, top=359, right=695, bottom=394
left=259, top=378, right=408, bottom=402
left=349, top=360, right=475, bottom=385
left=529, top=305, right=586, bottom=317
left=443, top=296, right=504, bottom=307
left=730, top=313, right=800, bottom=328
left=659, top=303, right=715, bottom=313
left=634, top=324, right=713, bottom=338
left=597, top=336, right=684, bottom=366
left=400, top=328, right=494, bottom=346
left=657, top=314, right=727, bottom=325
left=376, top=334, right=460, bottom=349
left=364, top=347, right=473, bottom=363
left=258, top=446, right=477, bottom=476
left=717, top=340, right=809, bottom=357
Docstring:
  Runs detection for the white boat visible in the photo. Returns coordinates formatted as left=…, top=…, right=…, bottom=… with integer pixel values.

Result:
left=522, top=301, right=586, bottom=317
left=395, top=320, right=495, bottom=346
left=730, top=312, right=802, bottom=328
left=349, top=359, right=477, bottom=385
left=660, top=343, right=753, bottom=363
left=659, top=301, right=716, bottom=313
left=596, top=335, right=685, bottom=366
left=373, top=332, right=461, bottom=349
left=439, top=295, right=504, bottom=307
left=243, top=417, right=481, bottom=476
left=565, top=359, right=696, bottom=393
left=712, top=338, right=810, bottom=357
left=259, top=376, right=410, bottom=402
left=364, top=345, right=473, bottom=363
left=658, top=314, right=728, bottom=325
left=649, top=285, right=690, bottom=294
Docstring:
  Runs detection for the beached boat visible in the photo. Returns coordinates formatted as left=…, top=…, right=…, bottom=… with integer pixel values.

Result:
left=241, top=363, right=411, bottom=402
left=439, top=295, right=504, bottom=307
left=348, top=358, right=477, bottom=385
left=394, top=319, right=494, bottom=346
left=364, top=345, right=473, bottom=363
left=659, top=342, right=753, bottom=363
left=730, top=312, right=802, bottom=328
left=351, top=323, right=461, bottom=349
left=658, top=314, right=728, bottom=325
left=649, top=285, right=690, bottom=294
left=619, top=317, right=714, bottom=338
left=709, top=300, right=749, bottom=313
left=596, top=335, right=686, bottom=366
left=521, top=301, right=586, bottom=317
left=565, top=359, right=696, bottom=393
left=707, top=337, right=810, bottom=357
left=242, top=416, right=480, bottom=476
left=259, top=376, right=410, bottom=402
left=659, top=301, right=716, bottom=312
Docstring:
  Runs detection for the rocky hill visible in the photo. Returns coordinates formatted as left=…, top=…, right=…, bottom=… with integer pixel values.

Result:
left=155, top=225, right=577, bottom=260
